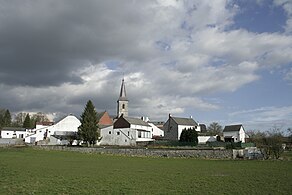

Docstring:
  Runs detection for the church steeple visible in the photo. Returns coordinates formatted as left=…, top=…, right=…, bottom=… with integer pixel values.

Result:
left=117, top=78, right=128, bottom=117
left=118, top=78, right=128, bottom=101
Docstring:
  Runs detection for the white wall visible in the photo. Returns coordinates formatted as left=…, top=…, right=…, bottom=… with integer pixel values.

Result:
left=99, top=126, right=136, bottom=146
left=198, top=136, right=217, bottom=144
left=25, top=115, right=81, bottom=144
left=239, top=126, right=246, bottom=143
left=148, top=123, right=164, bottom=137
left=99, top=124, right=153, bottom=146
left=1, top=130, right=28, bottom=139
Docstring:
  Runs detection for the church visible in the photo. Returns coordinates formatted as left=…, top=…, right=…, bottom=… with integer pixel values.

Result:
left=98, top=79, right=154, bottom=146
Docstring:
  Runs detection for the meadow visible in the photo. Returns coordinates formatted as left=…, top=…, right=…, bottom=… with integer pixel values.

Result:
left=0, top=147, right=291, bottom=194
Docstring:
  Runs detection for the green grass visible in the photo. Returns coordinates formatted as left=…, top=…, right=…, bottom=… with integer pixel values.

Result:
left=0, top=147, right=291, bottom=194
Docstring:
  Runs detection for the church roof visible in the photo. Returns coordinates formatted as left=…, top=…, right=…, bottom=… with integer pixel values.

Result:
left=118, top=79, right=128, bottom=101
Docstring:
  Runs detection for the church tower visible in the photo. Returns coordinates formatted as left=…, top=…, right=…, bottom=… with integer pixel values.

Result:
left=117, top=78, right=128, bottom=117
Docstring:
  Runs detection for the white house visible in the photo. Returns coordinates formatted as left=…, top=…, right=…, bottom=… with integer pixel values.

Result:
left=99, top=115, right=153, bottom=146
left=0, top=127, right=32, bottom=139
left=141, top=117, right=164, bottom=138
left=25, top=114, right=81, bottom=144
left=163, top=115, right=199, bottom=141
left=149, top=123, right=164, bottom=138
left=223, top=124, right=247, bottom=143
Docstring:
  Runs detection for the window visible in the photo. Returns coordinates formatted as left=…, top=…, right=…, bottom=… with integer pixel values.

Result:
left=109, top=131, right=111, bottom=134
left=128, top=131, right=130, bottom=136
left=138, top=131, right=141, bottom=138
left=117, top=132, right=120, bottom=135
left=122, top=104, right=125, bottom=109
left=125, top=139, right=127, bottom=142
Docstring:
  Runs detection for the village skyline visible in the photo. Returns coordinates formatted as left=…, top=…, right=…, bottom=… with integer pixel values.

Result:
left=0, top=1, right=292, bottom=132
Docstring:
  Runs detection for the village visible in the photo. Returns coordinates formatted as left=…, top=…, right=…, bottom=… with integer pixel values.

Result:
left=0, top=79, right=256, bottom=156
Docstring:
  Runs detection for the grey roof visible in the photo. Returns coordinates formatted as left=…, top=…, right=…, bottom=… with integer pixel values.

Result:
left=124, top=117, right=151, bottom=127
left=171, top=117, right=198, bottom=126
left=1, top=127, right=26, bottom=131
left=223, top=125, right=243, bottom=132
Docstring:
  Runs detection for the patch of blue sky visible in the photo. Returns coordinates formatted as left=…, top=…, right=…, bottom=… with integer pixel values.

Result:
left=155, top=40, right=171, bottom=51
left=218, top=70, right=292, bottom=112
left=211, top=58, right=227, bottom=67
left=229, top=0, right=286, bottom=33
left=104, top=60, right=121, bottom=70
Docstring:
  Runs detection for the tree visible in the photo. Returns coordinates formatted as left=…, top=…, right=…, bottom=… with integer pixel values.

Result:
left=31, top=112, right=50, bottom=128
left=3, top=109, right=12, bottom=127
left=13, top=112, right=27, bottom=127
left=0, top=109, right=6, bottom=128
left=180, top=127, right=198, bottom=145
left=207, top=122, right=223, bottom=136
left=78, top=100, right=99, bottom=146
left=23, top=114, right=32, bottom=129
left=249, top=128, right=284, bottom=159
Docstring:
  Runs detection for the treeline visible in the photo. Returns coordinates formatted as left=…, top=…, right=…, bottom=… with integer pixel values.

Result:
left=0, top=108, right=50, bottom=129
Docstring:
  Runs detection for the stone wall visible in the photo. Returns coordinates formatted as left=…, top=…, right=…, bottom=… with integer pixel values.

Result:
left=36, top=146, right=232, bottom=159
left=0, top=138, right=25, bottom=146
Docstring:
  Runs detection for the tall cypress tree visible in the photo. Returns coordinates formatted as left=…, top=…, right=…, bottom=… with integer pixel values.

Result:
left=78, top=100, right=99, bottom=146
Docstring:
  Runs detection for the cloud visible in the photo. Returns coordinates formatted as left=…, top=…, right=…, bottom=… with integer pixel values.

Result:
left=0, top=0, right=291, bottom=127
left=229, top=106, right=292, bottom=130
left=273, top=0, right=292, bottom=33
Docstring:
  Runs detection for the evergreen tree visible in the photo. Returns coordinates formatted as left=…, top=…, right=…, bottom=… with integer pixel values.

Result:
left=180, top=127, right=198, bottom=145
left=78, top=100, right=99, bottom=146
left=3, top=109, right=12, bottom=127
left=23, top=114, right=32, bottom=129
left=180, top=129, right=188, bottom=142
left=0, top=109, right=5, bottom=128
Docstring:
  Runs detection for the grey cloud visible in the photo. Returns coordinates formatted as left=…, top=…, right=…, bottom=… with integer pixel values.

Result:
left=0, top=0, right=158, bottom=87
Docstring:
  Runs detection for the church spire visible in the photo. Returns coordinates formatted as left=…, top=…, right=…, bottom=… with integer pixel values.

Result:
left=117, top=78, right=128, bottom=117
left=118, top=78, right=128, bottom=101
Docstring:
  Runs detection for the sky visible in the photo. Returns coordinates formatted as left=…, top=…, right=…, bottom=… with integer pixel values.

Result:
left=0, top=0, right=292, bottom=132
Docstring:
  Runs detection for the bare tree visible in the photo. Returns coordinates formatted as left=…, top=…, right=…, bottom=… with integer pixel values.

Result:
left=249, top=128, right=284, bottom=159
left=207, top=122, right=223, bottom=136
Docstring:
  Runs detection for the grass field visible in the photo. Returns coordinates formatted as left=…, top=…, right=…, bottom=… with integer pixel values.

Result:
left=0, top=147, right=291, bottom=194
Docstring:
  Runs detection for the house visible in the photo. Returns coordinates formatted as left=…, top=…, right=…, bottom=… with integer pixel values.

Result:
left=99, top=114, right=153, bottom=146
left=141, top=117, right=164, bottom=138
left=25, top=114, right=81, bottom=145
left=163, top=114, right=199, bottom=141
left=223, top=124, right=247, bottom=143
left=0, top=127, right=31, bottom=139
left=97, top=111, right=113, bottom=128
left=35, top=121, right=54, bottom=129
